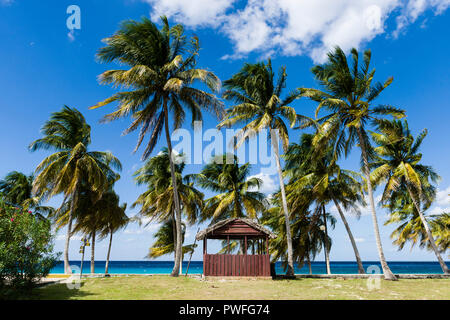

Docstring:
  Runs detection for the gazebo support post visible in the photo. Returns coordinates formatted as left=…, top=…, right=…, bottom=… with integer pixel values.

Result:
left=244, top=236, right=247, bottom=255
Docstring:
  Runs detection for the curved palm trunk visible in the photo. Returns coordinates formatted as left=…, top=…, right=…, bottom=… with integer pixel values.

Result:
left=64, top=192, right=77, bottom=275
left=322, top=206, right=331, bottom=275
left=105, top=230, right=113, bottom=276
left=90, top=230, right=96, bottom=275
left=357, top=128, right=396, bottom=280
left=164, top=99, right=183, bottom=277
left=64, top=211, right=73, bottom=275
left=406, top=186, right=449, bottom=274
left=271, top=129, right=295, bottom=277
left=332, top=198, right=365, bottom=274
left=172, top=212, right=178, bottom=265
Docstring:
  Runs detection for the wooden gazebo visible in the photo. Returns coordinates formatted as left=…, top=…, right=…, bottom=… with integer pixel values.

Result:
left=196, top=218, right=276, bottom=277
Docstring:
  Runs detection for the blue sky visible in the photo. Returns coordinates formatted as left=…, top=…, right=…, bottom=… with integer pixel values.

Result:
left=0, top=0, right=449, bottom=262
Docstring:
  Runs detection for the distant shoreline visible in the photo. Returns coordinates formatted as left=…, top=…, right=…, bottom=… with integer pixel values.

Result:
left=49, top=260, right=450, bottom=275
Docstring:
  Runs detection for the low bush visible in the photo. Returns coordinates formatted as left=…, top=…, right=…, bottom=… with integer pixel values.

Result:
left=0, top=199, right=59, bottom=298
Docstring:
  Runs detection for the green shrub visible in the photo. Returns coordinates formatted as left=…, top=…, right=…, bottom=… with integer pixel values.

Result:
left=0, top=199, right=60, bottom=298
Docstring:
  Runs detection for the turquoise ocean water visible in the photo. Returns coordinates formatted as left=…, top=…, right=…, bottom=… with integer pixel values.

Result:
left=50, top=261, right=449, bottom=275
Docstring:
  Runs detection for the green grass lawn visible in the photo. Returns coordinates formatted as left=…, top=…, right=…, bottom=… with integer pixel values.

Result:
left=31, top=276, right=450, bottom=300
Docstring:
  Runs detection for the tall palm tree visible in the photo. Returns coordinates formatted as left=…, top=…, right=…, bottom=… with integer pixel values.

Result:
left=284, top=134, right=366, bottom=273
left=218, top=60, right=300, bottom=275
left=300, top=47, right=405, bottom=280
left=72, top=183, right=122, bottom=275
left=195, top=154, right=267, bottom=224
left=30, top=106, right=122, bottom=274
left=370, top=119, right=448, bottom=273
left=133, top=148, right=202, bottom=272
left=71, top=187, right=104, bottom=275
left=91, top=17, right=223, bottom=276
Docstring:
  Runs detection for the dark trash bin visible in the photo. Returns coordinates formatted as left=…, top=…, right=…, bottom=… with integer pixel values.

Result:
left=270, top=262, right=276, bottom=279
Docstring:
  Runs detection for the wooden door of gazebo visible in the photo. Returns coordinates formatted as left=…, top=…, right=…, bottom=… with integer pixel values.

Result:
left=196, top=218, right=275, bottom=277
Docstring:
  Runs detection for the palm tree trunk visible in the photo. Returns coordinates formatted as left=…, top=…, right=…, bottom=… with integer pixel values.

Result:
left=270, top=129, right=295, bottom=277
left=332, top=198, right=365, bottom=274
left=306, top=256, right=312, bottom=275
left=64, top=192, right=77, bottom=275
left=357, top=128, right=396, bottom=280
left=105, top=230, right=113, bottom=276
left=322, top=206, right=331, bottom=275
left=164, top=98, right=183, bottom=277
left=91, top=230, right=96, bottom=275
left=64, top=212, right=73, bottom=275
left=406, top=186, right=449, bottom=274
left=172, top=213, right=178, bottom=264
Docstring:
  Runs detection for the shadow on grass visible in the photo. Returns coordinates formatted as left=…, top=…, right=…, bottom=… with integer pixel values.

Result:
left=29, top=282, right=94, bottom=300
left=272, top=275, right=305, bottom=281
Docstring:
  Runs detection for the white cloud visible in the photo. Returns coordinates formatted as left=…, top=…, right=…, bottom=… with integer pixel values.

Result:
left=143, top=0, right=450, bottom=62
left=144, top=0, right=234, bottom=27
left=436, top=185, right=450, bottom=206
left=355, top=237, right=366, bottom=243
left=56, top=234, right=82, bottom=241
left=428, top=206, right=450, bottom=215
left=248, top=172, right=278, bottom=195
left=393, top=0, right=450, bottom=37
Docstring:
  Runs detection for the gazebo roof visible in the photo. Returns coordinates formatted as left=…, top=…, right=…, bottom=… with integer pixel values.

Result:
left=195, top=218, right=276, bottom=240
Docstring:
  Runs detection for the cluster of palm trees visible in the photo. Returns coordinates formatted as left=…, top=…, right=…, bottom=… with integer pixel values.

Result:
left=89, top=17, right=447, bottom=279
left=1, top=16, right=448, bottom=279
left=1, top=107, right=129, bottom=275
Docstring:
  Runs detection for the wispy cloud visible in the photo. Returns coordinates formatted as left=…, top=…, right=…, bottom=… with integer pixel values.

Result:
left=0, top=0, right=14, bottom=6
left=142, top=0, right=450, bottom=62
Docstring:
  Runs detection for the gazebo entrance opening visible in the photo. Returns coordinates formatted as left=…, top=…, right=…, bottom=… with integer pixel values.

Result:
left=196, top=218, right=275, bottom=277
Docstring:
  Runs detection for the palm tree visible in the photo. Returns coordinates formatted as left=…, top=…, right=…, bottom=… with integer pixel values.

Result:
left=195, top=154, right=267, bottom=224
left=384, top=194, right=449, bottom=254
left=30, top=106, right=122, bottom=274
left=261, top=201, right=333, bottom=274
left=91, top=17, right=223, bottom=276
left=0, top=171, right=53, bottom=218
left=430, top=213, right=450, bottom=254
left=133, top=148, right=203, bottom=272
left=72, top=184, right=123, bottom=275
left=300, top=47, right=405, bottom=280
left=71, top=187, right=104, bottom=275
left=284, top=134, right=366, bottom=273
left=218, top=60, right=300, bottom=275
left=133, top=149, right=203, bottom=226
left=147, top=220, right=195, bottom=261
left=97, top=191, right=129, bottom=276
left=370, top=119, right=448, bottom=273
left=0, top=171, right=33, bottom=205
